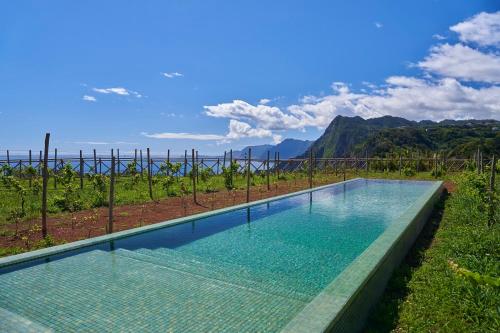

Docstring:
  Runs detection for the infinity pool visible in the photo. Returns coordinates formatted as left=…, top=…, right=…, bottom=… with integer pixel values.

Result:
left=0, top=179, right=442, bottom=332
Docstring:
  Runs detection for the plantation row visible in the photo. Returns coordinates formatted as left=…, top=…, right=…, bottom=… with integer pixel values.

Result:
left=1, top=151, right=498, bottom=222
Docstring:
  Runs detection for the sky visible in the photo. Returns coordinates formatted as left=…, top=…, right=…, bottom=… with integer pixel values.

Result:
left=0, top=0, right=499, bottom=155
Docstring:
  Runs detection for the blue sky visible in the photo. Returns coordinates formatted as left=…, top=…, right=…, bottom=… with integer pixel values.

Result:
left=1, top=1, right=499, bottom=155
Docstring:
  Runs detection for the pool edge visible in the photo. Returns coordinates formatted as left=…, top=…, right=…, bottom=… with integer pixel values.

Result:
left=0, top=178, right=364, bottom=269
left=281, top=180, right=444, bottom=333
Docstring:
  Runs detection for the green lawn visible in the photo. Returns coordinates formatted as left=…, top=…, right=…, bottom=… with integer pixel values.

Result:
left=366, top=172, right=500, bottom=333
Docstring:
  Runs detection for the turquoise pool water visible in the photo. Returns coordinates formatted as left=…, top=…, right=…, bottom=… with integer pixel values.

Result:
left=0, top=179, right=437, bottom=332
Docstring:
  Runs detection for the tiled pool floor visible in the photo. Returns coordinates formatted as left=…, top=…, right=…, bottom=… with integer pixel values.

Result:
left=1, top=249, right=307, bottom=332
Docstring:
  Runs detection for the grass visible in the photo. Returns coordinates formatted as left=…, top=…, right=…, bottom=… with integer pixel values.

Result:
left=366, top=171, right=500, bottom=333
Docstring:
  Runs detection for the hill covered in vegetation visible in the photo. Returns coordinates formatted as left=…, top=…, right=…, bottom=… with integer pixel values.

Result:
left=305, top=115, right=500, bottom=158
left=234, top=138, right=313, bottom=159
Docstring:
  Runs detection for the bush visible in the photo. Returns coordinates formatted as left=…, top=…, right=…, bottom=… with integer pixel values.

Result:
left=402, top=167, right=415, bottom=177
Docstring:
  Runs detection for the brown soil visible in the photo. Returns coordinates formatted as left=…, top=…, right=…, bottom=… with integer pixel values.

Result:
left=0, top=178, right=342, bottom=252
left=443, top=180, right=456, bottom=193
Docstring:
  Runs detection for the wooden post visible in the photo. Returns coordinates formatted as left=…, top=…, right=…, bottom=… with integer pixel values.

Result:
left=274, top=152, right=277, bottom=177
left=184, top=150, right=187, bottom=177
left=343, top=157, right=346, bottom=181
left=41, top=133, right=50, bottom=238
left=246, top=148, right=251, bottom=203
left=93, top=149, right=97, bottom=174
left=53, top=148, right=58, bottom=189
left=79, top=150, right=84, bottom=189
left=108, top=156, right=115, bottom=234
left=195, top=151, right=199, bottom=184
left=307, top=149, right=312, bottom=188
left=134, top=149, right=137, bottom=162
left=416, top=151, right=420, bottom=174
left=166, top=149, right=170, bottom=176
left=140, top=149, right=144, bottom=176
left=309, top=149, right=313, bottom=188
left=434, top=153, right=438, bottom=177
left=223, top=151, right=227, bottom=169
left=266, top=150, right=270, bottom=191
left=99, top=158, right=102, bottom=174
left=191, top=149, right=197, bottom=204
left=117, top=149, right=120, bottom=176
left=277, top=152, right=280, bottom=179
left=216, top=158, right=220, bottom=175
left=479, top=152, right=484, bottom=173
left=229, top=149, right=233, bottom=188
left=38, top=150, right=42, bottom=175
left=6, top=150, right=9, bottom=165
left=488, top=155, right=496, bottom=226
left=489, top=155, right=496, bottom=193
left=28, top=150, right=32, bottom=187
left=399, top=154, right=402, bottom=175
left=365, top=150, right=369, bottom=173
left=147, top=148, right=153, bottom=200
left=477, top=147, right=480, bottom=174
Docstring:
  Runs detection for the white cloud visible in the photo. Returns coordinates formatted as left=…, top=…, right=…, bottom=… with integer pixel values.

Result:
left=450, top=11, right=500, bottom=47
left=204, top=100, right=304, bottom=130
left=385, top=76, right=426, bottom=87
left=141, top=119, right=276, bottom=143
left=259, top=98, right=271, bottom=105
left=141, top=132, right=225, bottom=140
left=160, top=112, right=182, bottom=117
left=226, top=119, right=273, bottom=140
left=432, top=34, right=446, bottom=40
left=82, top=95, right=96, bottom=102
left=162, top=72, right=184, bottom=78
left=272, top=134, right=283, bottom=144
left=418, top=43, right=500, bottom=83
left=203, top=74, right=500, bottom=129
left=74, top=141, right=138, bottom=145
left=374, top=22, right=383, bottom=29
left=92, top=87, right=142, bottom=98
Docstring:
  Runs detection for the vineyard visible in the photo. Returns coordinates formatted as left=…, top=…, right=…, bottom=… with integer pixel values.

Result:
left=0, top=140, right=498, bottom=257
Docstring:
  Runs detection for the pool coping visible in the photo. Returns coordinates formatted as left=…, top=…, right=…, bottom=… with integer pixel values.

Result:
left=281, top=180, right=443, bottom=333
left=0, top=178, right=364, bottom=269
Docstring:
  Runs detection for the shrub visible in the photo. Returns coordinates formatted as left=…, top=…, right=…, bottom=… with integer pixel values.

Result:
left=402, top=167, right=415, bottom=177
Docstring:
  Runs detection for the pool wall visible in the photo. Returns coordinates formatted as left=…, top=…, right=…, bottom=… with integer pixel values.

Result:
left=282, top=180, right=443, bottom=333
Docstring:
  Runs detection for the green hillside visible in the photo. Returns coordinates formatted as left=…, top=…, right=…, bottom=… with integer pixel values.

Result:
left=306, top=115, right=500, bottom=158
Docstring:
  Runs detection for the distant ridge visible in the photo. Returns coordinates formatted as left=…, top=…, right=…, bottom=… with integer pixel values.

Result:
left=233, top=139, right=313, bottom=160
left=304, top=115, right=500, bottom=158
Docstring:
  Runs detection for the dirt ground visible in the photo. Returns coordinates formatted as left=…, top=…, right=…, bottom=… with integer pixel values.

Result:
left=0, top=178, right=336, bottom=251
left=0, top=177, right=456, bottom=254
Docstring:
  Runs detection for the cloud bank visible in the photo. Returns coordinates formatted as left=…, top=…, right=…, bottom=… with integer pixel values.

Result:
left=92, top=87, right=142, bottom=98
left=149, top=11, right=500, bottom=143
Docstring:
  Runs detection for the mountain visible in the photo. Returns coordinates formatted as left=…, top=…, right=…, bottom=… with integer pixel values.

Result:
left=233, top=139, right=313, bottom=160
left=305, top=115, right=500, bottom=158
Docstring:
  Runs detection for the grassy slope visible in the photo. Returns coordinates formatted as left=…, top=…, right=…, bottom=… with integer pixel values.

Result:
left=366, top=172, right=500, bottom=333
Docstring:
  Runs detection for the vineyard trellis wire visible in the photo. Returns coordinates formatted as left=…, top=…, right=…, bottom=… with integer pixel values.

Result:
left=0, top=150, right=487, bottom=179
